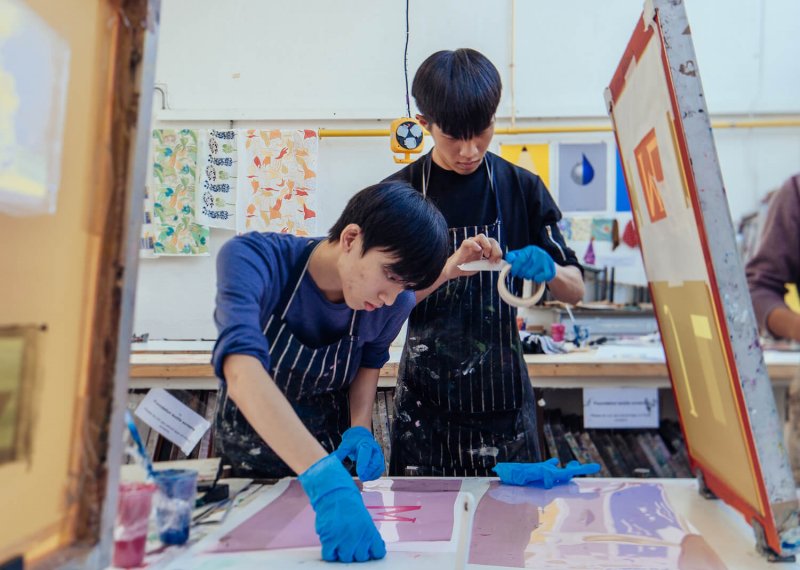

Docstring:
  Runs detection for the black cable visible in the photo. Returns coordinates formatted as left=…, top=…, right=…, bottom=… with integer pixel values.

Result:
left=404, top=0, right=411, bottom=118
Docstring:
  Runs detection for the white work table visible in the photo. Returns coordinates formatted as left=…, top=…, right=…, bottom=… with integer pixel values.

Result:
left=127, top=475, right=800, bottom=570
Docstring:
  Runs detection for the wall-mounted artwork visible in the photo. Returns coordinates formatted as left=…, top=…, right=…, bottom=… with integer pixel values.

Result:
left=236, top=129, right=318, bottom=235
left=606, top=0, right=799, bottom=559
left=557, top=142, right=607, bottom=212
left=151, top=129, right=210, bottom=255
left=500, top=143, right=550, bottom=189
left=0, top=325, right=41, bottom=465
left=139, top=184, right=156, bottom=254
left=0, top=0, right=70, bottom=216
left=615, top=148, right=631, bottom=212
left=197, top=129, right=237, bottom=230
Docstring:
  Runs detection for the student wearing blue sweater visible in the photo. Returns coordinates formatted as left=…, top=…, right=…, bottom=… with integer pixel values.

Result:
left=212, top=181, right=459, bottom=562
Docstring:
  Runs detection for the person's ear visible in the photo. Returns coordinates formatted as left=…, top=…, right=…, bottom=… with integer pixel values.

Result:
left=339, top=223, right=361, bottom=253
left=416, top=114, right=429, bottom=129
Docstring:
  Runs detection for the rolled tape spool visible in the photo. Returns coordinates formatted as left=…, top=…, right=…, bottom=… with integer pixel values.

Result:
left=497, top=264, right=546, bottom=308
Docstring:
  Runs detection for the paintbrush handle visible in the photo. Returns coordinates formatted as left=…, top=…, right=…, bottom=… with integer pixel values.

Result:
left=125, top=409, right=156, bottom=480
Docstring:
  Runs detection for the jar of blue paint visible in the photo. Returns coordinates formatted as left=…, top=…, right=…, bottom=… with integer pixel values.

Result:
left=153, top=468, right=198, bottom=546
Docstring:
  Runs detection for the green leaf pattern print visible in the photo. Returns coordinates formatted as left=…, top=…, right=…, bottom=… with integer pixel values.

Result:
left=151, top=129, right=210, bottom=254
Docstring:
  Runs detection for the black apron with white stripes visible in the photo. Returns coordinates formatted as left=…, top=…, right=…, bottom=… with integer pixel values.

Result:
left=390, top=154, right=541, bottom=477
left=215, top=239, right=362, bottom=478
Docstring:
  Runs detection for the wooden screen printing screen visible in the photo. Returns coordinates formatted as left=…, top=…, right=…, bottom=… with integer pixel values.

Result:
left=605, top=0, right=799, bottom=559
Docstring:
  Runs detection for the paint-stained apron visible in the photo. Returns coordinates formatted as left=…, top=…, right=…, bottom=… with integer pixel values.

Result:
left=389, top=155, right=541, bottom=477
left=215, top=240, right=362, bottom=478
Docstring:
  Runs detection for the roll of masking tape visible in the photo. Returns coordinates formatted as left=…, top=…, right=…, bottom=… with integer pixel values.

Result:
left=497, top=264, right=546, bottom=308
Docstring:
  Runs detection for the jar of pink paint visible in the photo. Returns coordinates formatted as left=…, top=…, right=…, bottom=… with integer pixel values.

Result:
left=113, top=482, right=157, bottom=568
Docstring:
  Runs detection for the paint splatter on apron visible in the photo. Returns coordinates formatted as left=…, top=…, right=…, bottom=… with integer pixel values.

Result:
left=215, top=240, right=362, bottom=478
left=390, top=154, right=541, bottom=476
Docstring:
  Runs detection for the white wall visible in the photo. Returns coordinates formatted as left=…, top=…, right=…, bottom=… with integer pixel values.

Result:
left=133, top=0, right=800, bottom=340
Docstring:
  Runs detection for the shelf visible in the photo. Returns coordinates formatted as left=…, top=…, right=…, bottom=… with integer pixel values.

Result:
left=128, top=344, right=799, bottom=391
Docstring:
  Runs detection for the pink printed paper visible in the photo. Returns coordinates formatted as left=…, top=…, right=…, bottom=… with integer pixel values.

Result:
left=236, top=129, right=318, bottom=235
left=211, top=479, right=461, bottom=553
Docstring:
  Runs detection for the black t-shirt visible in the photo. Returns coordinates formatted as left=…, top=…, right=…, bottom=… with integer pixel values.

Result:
left=422, top=159, right=497, bottom=227
left=384, top=151, right=582, bottom=272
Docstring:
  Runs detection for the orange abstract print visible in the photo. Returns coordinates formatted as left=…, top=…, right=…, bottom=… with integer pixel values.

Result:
left=239, top=129, right=318, bottom=235
left=633, top=128, right=667, bottom=223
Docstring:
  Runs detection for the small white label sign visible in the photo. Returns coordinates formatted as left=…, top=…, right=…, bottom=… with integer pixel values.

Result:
left=135, top=388, right=211, bottom=455
left=583, top=387, right=659, bottom=429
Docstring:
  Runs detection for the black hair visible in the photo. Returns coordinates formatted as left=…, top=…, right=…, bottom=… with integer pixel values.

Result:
left=328, top=181, right=448, bottom=291
left=412, top=48, right=501, bottom=140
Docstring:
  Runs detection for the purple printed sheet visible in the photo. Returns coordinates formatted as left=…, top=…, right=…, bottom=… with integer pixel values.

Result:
left=469, top=480, right=727, bottom=569
left=211, top=478, right=462, bottom=553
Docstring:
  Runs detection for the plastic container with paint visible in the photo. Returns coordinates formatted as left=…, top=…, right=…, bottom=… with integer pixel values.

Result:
left=153, top=468, right=198, bottom=546
left=113, top=481, right=157, bottom=568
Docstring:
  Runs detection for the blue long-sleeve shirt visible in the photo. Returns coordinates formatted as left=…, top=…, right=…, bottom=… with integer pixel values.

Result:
left=212, top=232, right=415, bottom=382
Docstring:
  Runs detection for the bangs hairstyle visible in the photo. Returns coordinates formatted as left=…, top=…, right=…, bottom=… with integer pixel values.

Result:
left=328, top=181, right=448, bottom=291
left=412, top=48, right=501, bottom=140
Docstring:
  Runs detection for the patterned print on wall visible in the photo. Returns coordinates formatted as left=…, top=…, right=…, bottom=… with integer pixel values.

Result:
left=151, top=129, right=209, bottom=255
left=140, top=184, right=156, bottom=254
left=237, top=129, right=318, bottom=235
left=197, top=129, right=237, bottom=230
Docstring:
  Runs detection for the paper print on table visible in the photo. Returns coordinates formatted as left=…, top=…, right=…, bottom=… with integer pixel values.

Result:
left=197, top=129, right=237, bottom=230
left=469, top=480, right=726, bottom=569
left=236, top=129, right=318, bottom=235
left=500, top=143, right=550, bottom=189
left=211, top=478, right=461, bottom=553
left=151, top=129, right=209, bottom=255
left=557, top=142, right=607, bottom=212
left=615, top=147, right=631, bottom=212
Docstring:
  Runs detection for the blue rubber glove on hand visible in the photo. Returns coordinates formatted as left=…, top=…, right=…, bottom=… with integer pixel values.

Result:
left=492, top=457, right=601, bottom=489
left=333, top=426, right=385, bottom=482
left=505, top=246, right=556, bottom=283
left=298, top=454, right=386, bottom=563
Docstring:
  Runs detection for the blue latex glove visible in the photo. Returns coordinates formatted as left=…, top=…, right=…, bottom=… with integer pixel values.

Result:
left=332, top=426, right=385, bottom=482
left=298, top=454, right=386, bottom=563
left=505, top=245, right=556, bottom=283
left=492, top=458, right=601, bottom=489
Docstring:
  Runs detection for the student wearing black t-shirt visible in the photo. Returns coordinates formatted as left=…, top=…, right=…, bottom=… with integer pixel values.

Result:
left=384, top=49, right=584, bottom=476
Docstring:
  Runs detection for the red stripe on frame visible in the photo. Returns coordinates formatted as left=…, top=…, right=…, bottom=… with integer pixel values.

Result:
left=653, top=11, right=776, bottom=551
left=608, top=7, right=778, bottom=554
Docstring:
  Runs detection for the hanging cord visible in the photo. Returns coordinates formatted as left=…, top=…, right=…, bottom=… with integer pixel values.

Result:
left=404, top=0, right=411, bottom=117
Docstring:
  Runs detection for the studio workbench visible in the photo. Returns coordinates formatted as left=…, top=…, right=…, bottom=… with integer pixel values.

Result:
left=122, top=471, right=800, bottom=570
left=123, top=343, right=800, bottom=569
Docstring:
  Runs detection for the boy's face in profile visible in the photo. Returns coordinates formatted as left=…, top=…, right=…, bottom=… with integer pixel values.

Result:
left=418, top=116, right=495, bottom=176
left=336, top=228, right=407, bottom=312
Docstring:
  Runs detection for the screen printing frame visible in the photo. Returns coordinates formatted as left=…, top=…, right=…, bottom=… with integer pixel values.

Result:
left=605, top=0, right=799, bottom=560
